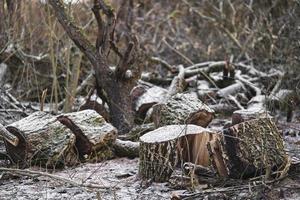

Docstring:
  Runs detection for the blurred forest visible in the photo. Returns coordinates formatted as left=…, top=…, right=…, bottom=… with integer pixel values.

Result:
left=0, top=0, right=299, bottom=108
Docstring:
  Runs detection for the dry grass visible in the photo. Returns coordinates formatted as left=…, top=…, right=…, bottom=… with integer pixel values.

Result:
left=1, top=0, right=299, bottom=108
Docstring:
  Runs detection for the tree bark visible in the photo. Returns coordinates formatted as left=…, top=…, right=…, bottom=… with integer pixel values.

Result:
left=139, top=124, right=215, bottom=182
left=219, top=117, right=288, bottom=178
left=48, top=0, right=142, bottom=134
left=150, top=93, right=215, bottom=128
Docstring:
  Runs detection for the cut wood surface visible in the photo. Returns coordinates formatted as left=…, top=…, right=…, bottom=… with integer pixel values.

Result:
left=150, top=93, right=215, bottom=128
left=4, top=110, right=117, bottom=168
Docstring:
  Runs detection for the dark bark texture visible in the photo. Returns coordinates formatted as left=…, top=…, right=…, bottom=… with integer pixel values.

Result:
left=48, top=0, right=143, bottom=134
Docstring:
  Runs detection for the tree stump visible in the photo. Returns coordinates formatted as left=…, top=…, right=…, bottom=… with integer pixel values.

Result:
left=214, top=117, right=289, bottom=178
left=4, top=110, right=117, bottom=168
left=151, top=93, right=215, bottom=128
left=139, top=118, right=289, bottom=182
left=139, top=124, right=215, bottom=182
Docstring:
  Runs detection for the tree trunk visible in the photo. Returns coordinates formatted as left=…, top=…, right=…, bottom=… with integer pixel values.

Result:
left=48, top=0, right=142, bottom=134
left=98, top=71, right=138, bottom=134
left=219, top=117, right=288, bottom=178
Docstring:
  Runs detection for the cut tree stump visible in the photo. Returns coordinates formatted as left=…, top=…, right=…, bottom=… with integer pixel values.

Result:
left=139, top=118, right=289, bottom=182
left=150, top=93, right=215, bottom=128
left=139, top=124, right=215, bottom=182
left=4, top=110, right=117, bottom=168
left=218, top=117, right=289, bottom=178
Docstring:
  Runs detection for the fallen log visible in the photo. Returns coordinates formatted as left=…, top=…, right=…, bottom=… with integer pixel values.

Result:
left=4, top=110, right=117, bottom=168
left=150, top=93, right=215, bottom=128
left=113, top=139, right=139, bottom=158
left=131, top=85, right=168, bottom=119
left=216, top=81, right=246, bottom=98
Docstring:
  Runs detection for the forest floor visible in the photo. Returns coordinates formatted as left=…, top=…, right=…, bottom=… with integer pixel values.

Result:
left=0, top=114, right=299, bottom=200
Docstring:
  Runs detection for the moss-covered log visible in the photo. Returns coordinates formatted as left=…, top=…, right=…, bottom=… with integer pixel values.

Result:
left=150, top=93, right=215, bottom=128
left=4, top=110, right=117, bottom=168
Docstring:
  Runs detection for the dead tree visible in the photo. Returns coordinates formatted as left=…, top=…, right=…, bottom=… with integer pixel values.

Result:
left=48, top=0, right=143, bottom=134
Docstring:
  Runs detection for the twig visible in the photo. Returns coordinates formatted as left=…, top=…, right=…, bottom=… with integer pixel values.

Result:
left=0, top=167, right=115, bottom=190
left=228, top=94, right=244, bottom=110
left=270, top=72, right=284, bottom=97
left=150, top=56, right=174, bottom=71
left=166, top=65, right=185, bottom=98
left=162, top=38, right=218, bottom=88
left=235, top=72, right=261, bottom=95
left=58, top=72, right=95, bottom=109
left=162, top=38, right=193, bottom=65
left=4, top=90, right=25, bottom=110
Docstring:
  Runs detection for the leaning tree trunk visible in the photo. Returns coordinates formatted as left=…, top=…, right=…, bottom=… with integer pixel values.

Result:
left=49, top=0, right=142, bottom=134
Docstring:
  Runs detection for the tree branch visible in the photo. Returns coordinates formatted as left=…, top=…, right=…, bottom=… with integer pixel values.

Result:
left=48, top=0, right=98, bottom=66
left=116, top=41, right=134, bottom=79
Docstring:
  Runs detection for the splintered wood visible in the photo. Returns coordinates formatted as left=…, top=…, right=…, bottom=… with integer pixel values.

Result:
left=139, top=118, right=289, bottom=182
left=4, top=110, right=117, bottom=168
